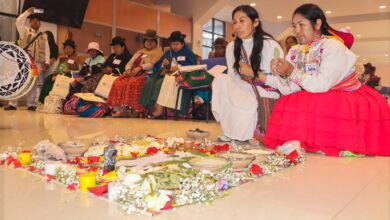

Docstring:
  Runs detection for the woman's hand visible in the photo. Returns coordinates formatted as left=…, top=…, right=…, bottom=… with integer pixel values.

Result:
left=257, top=72, right=268, bottom=83
left=162, top=59, right=170, bottom=66
left=271, top=58, right=279, bottom=75
left=170, top=65, right=178, bottom=72
left=75, top=77, right=84, bottom=83
left=132, top=66, right=142, bottom=75
left=239, top=62, right=254, bottom=78
left=27, top=7, right=35, bottom=14
left=102, top=67, right=112, bottom=74
left=274, top=58, right=294, bottom=77
left=123, top=69, right=132, bottom=76
left=49, top=58, right=56, bottom=66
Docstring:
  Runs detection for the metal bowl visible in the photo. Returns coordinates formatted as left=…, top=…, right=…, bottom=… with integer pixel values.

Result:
left=216, top=152, right=255, bottom=170
left=58, top=140, right=89, bottom=157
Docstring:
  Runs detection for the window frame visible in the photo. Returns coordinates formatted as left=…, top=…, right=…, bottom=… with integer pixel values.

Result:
left=202, top=18, right=226, bottom=58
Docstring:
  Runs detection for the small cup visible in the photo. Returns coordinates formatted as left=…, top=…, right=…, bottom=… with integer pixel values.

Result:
left=79, top=172, right=96, bottom=192
left=17, top=151, right=32, bottom=166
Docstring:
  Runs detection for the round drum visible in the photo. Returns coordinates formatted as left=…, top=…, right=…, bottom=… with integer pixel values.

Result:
left=0, top=41, right=38, bottom=100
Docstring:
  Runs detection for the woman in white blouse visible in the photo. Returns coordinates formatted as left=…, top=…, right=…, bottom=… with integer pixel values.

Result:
left=263, top=4, right=390, bottom=156
left=212, top=5, right=284, bottom=142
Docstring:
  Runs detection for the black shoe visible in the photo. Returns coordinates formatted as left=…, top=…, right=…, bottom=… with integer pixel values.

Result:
left=27, top=106, right=36, bottom=111
left=147, top=114, right=164, bottom=120
left=4, top=105, right=17, bottom=111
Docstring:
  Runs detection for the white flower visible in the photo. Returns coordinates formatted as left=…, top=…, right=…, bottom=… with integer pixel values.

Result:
left=122, top=174, right=142, bottom=187
left=141, top=175, right=156, bottom=194
left=144, top=193, right=170, bottom=211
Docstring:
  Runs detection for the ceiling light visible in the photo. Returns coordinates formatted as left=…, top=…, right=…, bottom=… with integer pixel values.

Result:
left=325, top=10, right=332, bottom=14
left=345, top=26, right=351, bottom=29
left=385, top=54, right=389, bottom=57
left=356, top=34, right=361, bottom=37
left=362, top=58, right=366, bottom=61
left=250, top=3, right=256, bottom=7
left=276, top=16, right=283, bottom=19
left=379, top=5, right=386, bottom=9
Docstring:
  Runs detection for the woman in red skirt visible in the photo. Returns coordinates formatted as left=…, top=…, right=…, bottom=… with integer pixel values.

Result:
left=107, top=29, right=163, bottom=118
left=262, top=4, right=390, bottom=156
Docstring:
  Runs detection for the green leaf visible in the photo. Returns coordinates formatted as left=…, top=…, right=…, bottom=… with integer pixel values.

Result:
left=274, top=47, right=280, bottom=58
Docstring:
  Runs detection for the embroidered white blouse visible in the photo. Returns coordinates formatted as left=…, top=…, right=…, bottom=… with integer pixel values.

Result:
left=266, top=37, right=357, bottom=94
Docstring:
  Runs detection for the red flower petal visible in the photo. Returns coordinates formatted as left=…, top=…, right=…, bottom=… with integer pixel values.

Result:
left=161, top=195, right=174, bottom=210
left=250, top=164, right=263, bottom=176
left=146, top=147, right=159, bottom=155
left=131, top=152, right=139, bottom=158
left=286, top=150, right=299, bottom=164
left=28, top=166, right=37, bottom=172
left=67, top=183, right=78, bottom=191
left=13, top=160, right=22, bottom=168
left=75, top=157, right=82, bottom=164
left=196, top=148, right=207, bottom=154
left=46, top=175, right=55, bottom=182
left=87, top=167, right=99, bottom=172
left=6, top=156, right=16, bottom=166
left=212, top=144, right=230, bottom=153
left=88, top=184, right=108, bottom=196
left=210, top=149, right=218, bottom=155
left=87, top=156, right=100, bottom=164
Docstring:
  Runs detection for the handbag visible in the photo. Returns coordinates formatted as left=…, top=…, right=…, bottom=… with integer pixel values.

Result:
left=51, top=74, right=73, bottom=99
left=94, top=74, right=117, bottom=98
left=176, top=65, right=213, bottom=88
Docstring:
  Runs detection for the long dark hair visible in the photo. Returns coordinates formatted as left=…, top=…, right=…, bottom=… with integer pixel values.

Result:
left=45, top=31, right=58, bottom=59
left=293, top=4, right=332, bottom=36
left=232, top=5, right=274, bottom=77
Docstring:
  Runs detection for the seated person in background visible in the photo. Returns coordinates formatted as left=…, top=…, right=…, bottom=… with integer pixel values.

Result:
left=63, top=38, right=132, bottom=116
left=38, top=39, right=82, bottom=104
left=363, top=63, right=381, bottom=90
left=107, top=29, right=163, bottom=118
left=68, top=37, right=131, bottom=97
left=208, top=37, right=228, bottom=58
left=67, top=42, right=106, bottom=96
left=83, top=42, right=105, bottom=76
left=140, top=31, right=197, bottom=119
left=284, top=35, right=298, bottom=54
left=79, top=37, right=132, bottom=94
left=101, top=36, right=133, bottom=77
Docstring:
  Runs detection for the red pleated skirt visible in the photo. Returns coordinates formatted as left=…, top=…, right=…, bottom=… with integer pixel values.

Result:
left=264, top=85, right=390, bottom=156
left=106, top=74, right=147, bottom=113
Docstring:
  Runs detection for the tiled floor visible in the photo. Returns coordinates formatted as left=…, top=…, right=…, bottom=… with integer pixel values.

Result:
left=1, top=108, right=389, bottom=220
